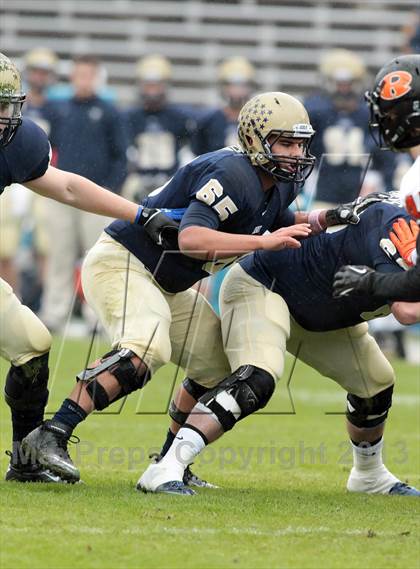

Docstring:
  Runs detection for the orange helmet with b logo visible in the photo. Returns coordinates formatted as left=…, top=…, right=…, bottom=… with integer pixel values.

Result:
left=366, top=54, right=420, bottom=151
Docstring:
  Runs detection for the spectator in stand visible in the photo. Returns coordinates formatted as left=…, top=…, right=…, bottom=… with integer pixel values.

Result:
left=39, top=55, right=127, bottom=332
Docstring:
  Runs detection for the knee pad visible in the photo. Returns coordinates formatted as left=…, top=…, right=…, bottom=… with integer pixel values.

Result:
left=346, top=385, right=394, bottom=428
left=197, top=365, right=275, bottom=432
left=77, top=348, right=151, bottom=411
left=168, top=379, right=209, bottom=425
left=168, top=401, right=190, bottom=425
left=4, top=352, right=50, bottom=412
left=182, top=377, right=210, bottom=400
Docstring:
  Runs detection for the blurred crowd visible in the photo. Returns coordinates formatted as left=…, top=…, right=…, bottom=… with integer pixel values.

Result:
left=1, top=12, right=419, bottom=357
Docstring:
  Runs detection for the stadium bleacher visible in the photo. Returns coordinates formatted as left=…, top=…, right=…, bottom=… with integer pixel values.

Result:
left=1, top=0, right=418, bottom=105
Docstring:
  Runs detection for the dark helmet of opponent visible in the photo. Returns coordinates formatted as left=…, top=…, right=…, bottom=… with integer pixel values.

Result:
left=365, top=54, right=420, bottom=151
left=0, top=53, right=26, bottom=147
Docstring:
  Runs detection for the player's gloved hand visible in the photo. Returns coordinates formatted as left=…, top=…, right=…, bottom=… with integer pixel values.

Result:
left=325, top=192, right=394, bottom=227
left=135, top=206, right=180, bottom=250
left=333, top=265, right=375, bottom=297
left=389, top=218, right=419, bottom=267
left=325, top=204, right=360, bottom=226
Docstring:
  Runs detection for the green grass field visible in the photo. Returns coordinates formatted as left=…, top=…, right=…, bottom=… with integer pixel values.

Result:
left=1, top=337, right=419, bottom=569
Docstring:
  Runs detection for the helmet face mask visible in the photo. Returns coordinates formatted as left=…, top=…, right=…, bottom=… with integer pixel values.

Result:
left=136, top=55, right=172, bottom=109
left=259, top=132, right=315, bottom=183
left=366, top=55, right=420, bottom=151
left=319, top=49, right=366, bottom=111
left=24, top=47, right=58, bottom=93
left=238, top=92, right=316, bottom=183
left=0, top=53, right=25, bottom=147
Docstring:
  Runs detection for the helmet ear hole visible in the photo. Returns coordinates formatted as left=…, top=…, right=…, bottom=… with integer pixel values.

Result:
left=245, top=134, right=253, bottom=146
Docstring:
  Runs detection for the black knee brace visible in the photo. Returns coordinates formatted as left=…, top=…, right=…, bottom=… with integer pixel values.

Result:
left=4, top=353, right=50, bottom=439
left=183, top=377, right=210, bottom=400
left=168, top=401, right=190, bottom=425
left=77, top=348, right=151, bottom=411
left=198, top=365, right=275, bottom=431
left=346, top=385, right=394, bottom=428
left=169, top=378, right=210, bottom=425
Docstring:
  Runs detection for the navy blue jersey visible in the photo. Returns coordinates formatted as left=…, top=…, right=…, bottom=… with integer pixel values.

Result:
left=305, top=93, right=397, bottom=203
left=23, top=99, right=61, bottom=139
left=50, top=96, right=127, bottom=192
left=241, top=202, right=409, bottom=331
left=191, top=107, right=237, bottom=155
left=125, top=103, right=196, bottom=180
left=106, top=147, right=297, bottom=293
left=0, top=118, right=50, bottom=194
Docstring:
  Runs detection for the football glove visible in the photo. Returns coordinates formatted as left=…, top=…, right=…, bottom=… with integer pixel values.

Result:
left=389, top=218, right=419, bottom=267
left=333, top=265, right=375, bottom=297
left=325, top=192, right=395, bottom=227
left=136, top=207, right=180, bottom=250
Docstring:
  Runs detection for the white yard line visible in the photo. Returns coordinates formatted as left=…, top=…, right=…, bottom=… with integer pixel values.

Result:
left=0, top=525, right=406, bottom=538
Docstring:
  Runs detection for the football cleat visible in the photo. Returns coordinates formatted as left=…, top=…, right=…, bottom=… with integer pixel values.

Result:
left=148, top=452, right=162, bottom=463
left=137, top=462, right=195, bottom=495
left=183, top=465, right=219, bottom=489
left=4, top=449, right=64, bottom=483
left=138, top=480, right=195, bottom=496
left=149, top=452, right=219, bottom=488
left=347, top=465, right=399, bottom=494
left=21, top=419, right=80, bottom=483
left=149, top=453, right=217, bottom=489
left=389, top=482, right=420, bottom=496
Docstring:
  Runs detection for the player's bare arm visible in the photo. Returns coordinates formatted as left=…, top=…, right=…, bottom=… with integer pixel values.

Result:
left=25, top=166, right=140, bottom=223
left=391, top=300, right=420, bottom=325
left=178, top=222, right=311, bottom=259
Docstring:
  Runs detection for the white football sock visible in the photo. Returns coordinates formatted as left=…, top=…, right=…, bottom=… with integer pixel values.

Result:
left=347, top=438, right=399, bottom=494
left=160, top=426, right=206, bottom=478
left=352, top=438, right=384, bottom=471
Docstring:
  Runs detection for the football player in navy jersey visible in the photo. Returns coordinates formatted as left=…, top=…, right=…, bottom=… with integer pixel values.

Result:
left=191, top=56, right=256, bottom=155
left=122, top=55, right=196, bottom=203
left=22, top=90, right=367, bottom=490
left=0, top=48, right=59, bottom=293
left=138, top=196, right=420, bottom=496
left=334, top=54, right=420, bottom=302
left=0, top=52, right=161, bottom=482
left=305, top=49, right=397, bottom=206
left=23, top=47, right=59, bottom=132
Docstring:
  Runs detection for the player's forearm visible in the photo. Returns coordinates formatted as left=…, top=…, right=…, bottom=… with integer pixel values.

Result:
left=294, top=212, right=310, bottom=224
left=296, top=210, right=327, bottom=233
left=391, top=301, right=420, bottom=325
left=62, top=172, right=139, bottom=220
left=365, top=265, right=420, bottom=301
left=28, top=167, right=139, bottom=222
left=178, top=226, right=264, bottom=259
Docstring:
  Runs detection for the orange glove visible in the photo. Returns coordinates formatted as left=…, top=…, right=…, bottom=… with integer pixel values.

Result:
left=389, top=218, right=419, bottom=267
